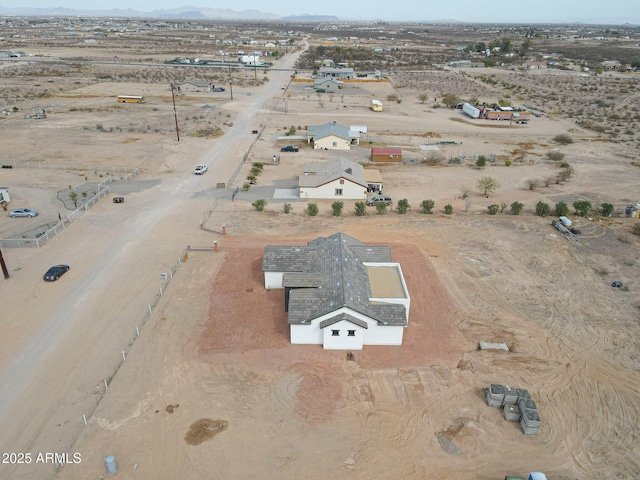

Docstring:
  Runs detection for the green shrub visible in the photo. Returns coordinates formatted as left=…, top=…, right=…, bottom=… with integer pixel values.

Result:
left=554, top=202, right=568, bottom=217
left=599, top=202, right=614, bottom=217
left=444, top=204, right=453, bottom=214
left=307, top=203, right=319, bottom=216
left=535, top=201, right=551, bottom=217
left=573, top=200, right=592, bottom=217
left=252, top=199, right=267, bottom=211
left=420, top=199, right=435, bottom=214
left=331, top=201, right=343, bottom=216
left=510, top=202, right=524, bottom=215
left=504, top=160, right=512, bottom=166
left=475, top=155, right=487, bottom=167
left=487, top=204, right=499, bottom=215
left=376, top=203, right=387, bottom=214
left=354, top=201, right=367, bottom=216
left=283, top=203, right=292, bottom=214
left=396, top=199, right=411, bottom=214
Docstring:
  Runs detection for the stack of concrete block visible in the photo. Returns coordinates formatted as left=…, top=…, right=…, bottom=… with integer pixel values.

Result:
left=503, top=385, right=518, bottom=405
left=486, top=384, right=506, bottom=407
left=520, top=407, right=541, bottom=434
left=504, top=404, right=521, bottom=422
left=518, top=397, right=541, bottom=435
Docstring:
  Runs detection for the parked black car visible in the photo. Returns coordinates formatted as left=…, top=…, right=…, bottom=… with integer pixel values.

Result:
left=43, top=264, right=70, bottom=281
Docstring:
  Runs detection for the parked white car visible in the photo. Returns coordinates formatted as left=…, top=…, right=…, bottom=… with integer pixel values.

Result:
left=194, top=165, right=208, bottom=175
left=9, top=208, right=38, bottom=217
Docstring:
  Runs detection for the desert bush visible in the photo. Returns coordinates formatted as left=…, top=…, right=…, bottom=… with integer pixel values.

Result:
left=307, top=203, right=319, bottom=216
left=283, top=203, right=292, bottom=213
left=252, top=199, right=267, bottom=211
left=547, top=150, right=565, bottom=161
left=536, top=201, right=551, bottom=217
left=573, top=200, right=592, bottom=217
left=510, top=202, right=524, bottom=215
left=421, top=199, right=435, bottom=214
left=444, top=204, right=453, bottom=214
left=555, top=201, right=569, bottom=216
left=527, top=179, right=539, bottom=190
left=504, top=159, right=512, bottom=166
left=354, top=202, right=367, bottom=216
left=599, top=202, right=614, bottom=217
left=553, top=134, right=574, bottom=144
left=475, top=155, right=487, bottom=167
left=331, top=201, right=343, bottom=216
left=376, top=203, right=387, bottom=214
left=487, top=204, right=499, bottom=215
left=396, top=199, right=411, bottom=214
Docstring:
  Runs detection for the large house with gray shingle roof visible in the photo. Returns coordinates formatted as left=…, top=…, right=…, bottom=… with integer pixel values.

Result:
left=307, top=120, right=359, bottom=150
left=299, top=158, right=368, bottom=199
left=262, top=233, right=410, bottom=349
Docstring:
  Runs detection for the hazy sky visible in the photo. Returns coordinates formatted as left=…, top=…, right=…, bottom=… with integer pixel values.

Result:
left=2, top=0, right=638, bottom=24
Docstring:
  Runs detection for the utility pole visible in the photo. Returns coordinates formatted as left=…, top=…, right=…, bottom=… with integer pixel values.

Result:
left=0, top=246, right=9, bottom=279
left=228, top=63, right=234, bottom=100
left=170, top=83, right=180, bottom=142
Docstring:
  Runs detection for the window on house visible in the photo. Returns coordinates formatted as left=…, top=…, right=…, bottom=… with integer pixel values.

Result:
left=348, top=330, right=355, bottom=336
left=335, top=189, right=343, bottom=196
left=333, top=141, right=337, bottom=147
left=331, top=330, right=339, bottom=336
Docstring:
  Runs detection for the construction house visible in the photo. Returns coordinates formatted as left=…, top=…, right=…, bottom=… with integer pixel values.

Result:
left=299, top=158, right=368, bottom=200
left=262, top=232, right=410, bottom=350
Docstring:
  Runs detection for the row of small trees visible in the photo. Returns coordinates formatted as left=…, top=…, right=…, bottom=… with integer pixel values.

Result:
left=251, top=198, right=615, bottom=219
left=243, top=162, right=264, bottom=190
left=251, top=199, right=457, bottom=215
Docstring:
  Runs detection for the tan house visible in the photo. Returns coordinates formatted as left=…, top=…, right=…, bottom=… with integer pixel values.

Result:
left=175, top=78, right=212, bottom=92
left=307, top=121, right=359, bottom=150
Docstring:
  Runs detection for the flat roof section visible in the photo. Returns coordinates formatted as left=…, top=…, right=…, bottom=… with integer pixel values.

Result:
left=367, top=265, right=406, bottom=298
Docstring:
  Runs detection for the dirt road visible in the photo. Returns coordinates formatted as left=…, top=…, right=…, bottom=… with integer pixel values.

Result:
left=0, top=48, right=304, bottom=480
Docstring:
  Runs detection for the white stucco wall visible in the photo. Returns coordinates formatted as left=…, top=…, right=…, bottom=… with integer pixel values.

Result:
left=264, top=271, right=284, bottom=289
left=299, top=178, right=366, bottom=200
left=314, top=135, right=351, bottom=150
left=290, top=307, right=404, bottom=348
left=322, top=319, right=365, bottom=350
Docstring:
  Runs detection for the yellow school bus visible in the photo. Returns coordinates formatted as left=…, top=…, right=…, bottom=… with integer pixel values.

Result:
left=117, top=95, right=145, bottom=103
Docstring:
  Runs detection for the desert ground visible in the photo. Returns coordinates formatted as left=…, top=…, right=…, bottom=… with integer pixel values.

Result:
left=0, top=29, right=639, bottom=480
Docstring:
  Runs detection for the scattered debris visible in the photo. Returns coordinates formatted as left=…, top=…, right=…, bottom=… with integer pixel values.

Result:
left=478, top=342, right=509, bottom=351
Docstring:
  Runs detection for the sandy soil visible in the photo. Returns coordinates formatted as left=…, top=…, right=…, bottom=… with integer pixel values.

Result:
left=0, top=46, right=639, bottom=480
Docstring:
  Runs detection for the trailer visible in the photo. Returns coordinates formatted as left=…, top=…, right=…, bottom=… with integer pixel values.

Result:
left=462, top=102, right=480, bottom=118
left=370, top=99, right=383, bottom=112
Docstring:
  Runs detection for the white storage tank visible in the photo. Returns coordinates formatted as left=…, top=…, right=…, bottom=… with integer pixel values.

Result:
left=559, top=216, right=572, bottom=227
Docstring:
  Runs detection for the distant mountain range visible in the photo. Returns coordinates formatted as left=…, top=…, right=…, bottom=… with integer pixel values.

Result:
left=0, top=5, right=340, bottom=21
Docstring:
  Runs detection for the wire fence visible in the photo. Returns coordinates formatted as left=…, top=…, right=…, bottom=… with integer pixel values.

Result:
left=53, top=245, right=199, bottom=473
left=1, top=160, right=139, bottom=176
left=0, top=168, right=139, bottom=248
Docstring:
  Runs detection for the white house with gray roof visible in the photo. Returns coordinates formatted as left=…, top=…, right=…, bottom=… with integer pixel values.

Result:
left=307, top=120, right=359, bottom=150
left=299, top=158, right=367, bottom=200
left=262, top=233, right=410, bottom=350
